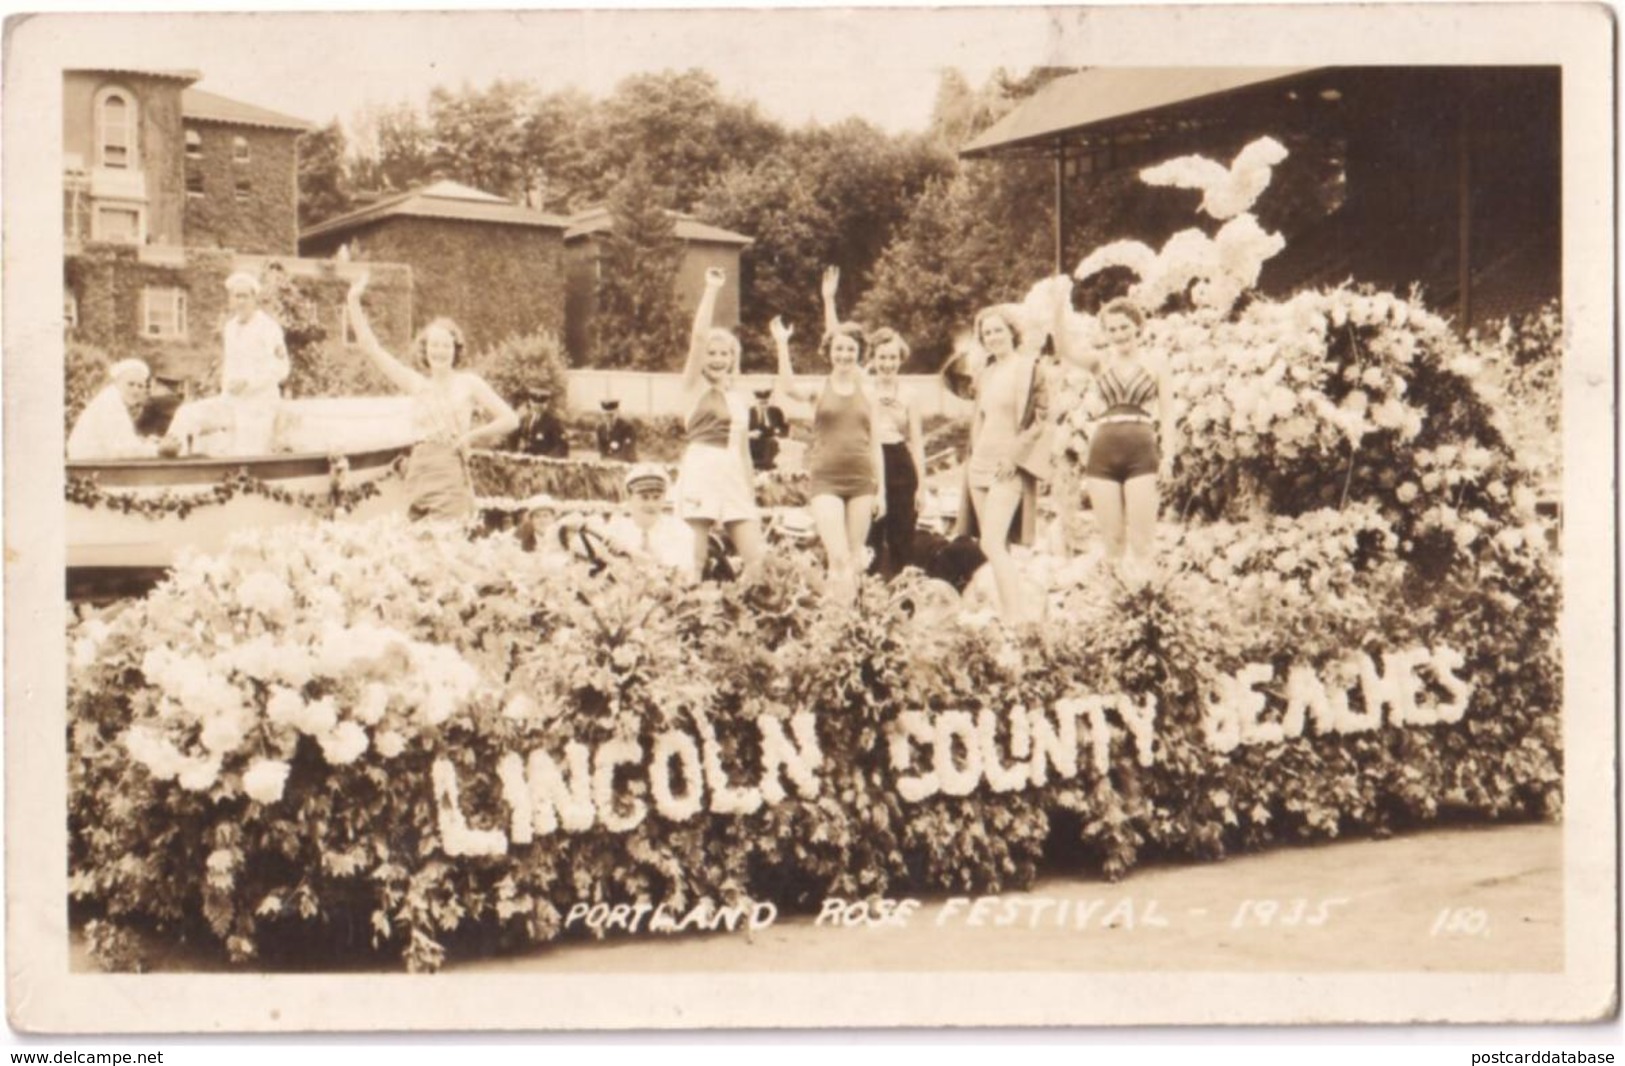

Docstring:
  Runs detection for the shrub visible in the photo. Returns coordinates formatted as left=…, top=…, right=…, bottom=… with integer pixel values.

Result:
left=465, top=331, right=571, bottom=415
left=65, top=341, right=113, bottom=435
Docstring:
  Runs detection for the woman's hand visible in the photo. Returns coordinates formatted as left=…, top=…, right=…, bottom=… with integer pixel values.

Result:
left=346, top=271, right=369, bottom=305
left=769, top=316, right=794, bottom=346
left=995, top=460, right=1019, bottom=482
left=872, top=495, right=886, bottom=521
left=704, top=267, right=726, bottom=291
left=821, top=266, right=840, bottom=303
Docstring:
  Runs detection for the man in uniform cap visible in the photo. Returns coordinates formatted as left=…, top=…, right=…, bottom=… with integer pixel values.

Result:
left=602, top=463, right=695, bottom=578
left=514, top=387, right=571, bottom=458
left=219, top=271, right=289, bottom=455
left=596, top=398, right=637, bottom=462
left=747, top=386, right=788, bottom=471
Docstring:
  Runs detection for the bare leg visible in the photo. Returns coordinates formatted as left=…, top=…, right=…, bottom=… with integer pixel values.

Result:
left=845, top=494, right=876, bottom=576
left=1085, top=476, right=1126, bottom=563
left=1122, top=473, right=1159, bottom=568
left=687, top=518, right=715, bottom=577
left=976, top=477, right=1026, bottom=622
left=809, top=494, right=854, bottom=593
left=724, top=518, right=766, bottom=578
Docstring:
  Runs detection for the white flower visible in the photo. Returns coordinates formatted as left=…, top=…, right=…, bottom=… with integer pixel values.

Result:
left=374, top=730, right=407, bottom=759
left=318, top=721, right=370, bottom=766
left=353, top=682, right=390, bottom=726
left=177, top=754, right=222, bottom=792
left=242, top=758, right=291, bottom=804
left=236, top=572, right=294, bottom=619
left=125, top=725, right=185, bottom=781
left=198, top=706, right=250, bottom=755
left=266, top=686, right=306, bottom=729
left=1396, top=483, right=1419, bottom=503
left=297, top=696, right=339, bottom=737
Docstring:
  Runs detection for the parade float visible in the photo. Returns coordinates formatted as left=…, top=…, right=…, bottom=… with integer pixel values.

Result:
left=67, top=139, right=1563, bottom=973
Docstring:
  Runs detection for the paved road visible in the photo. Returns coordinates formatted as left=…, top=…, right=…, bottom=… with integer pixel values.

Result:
left=452, top=822, right=1562, bottom=975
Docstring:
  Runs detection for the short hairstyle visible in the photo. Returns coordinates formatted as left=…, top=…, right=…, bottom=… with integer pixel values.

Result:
left=705, top=327, right=742, bottom=372
left=818, top=321, right=869, bottom=364
left=868, top=327, right=911, bottom=364
left=1100, top=298, right=1146, bottom=331
left=223, top=272, right=260, bottom=296
left=974, top=306, right=1024, bottom=352
left=413, top=317, right=467, bottom=367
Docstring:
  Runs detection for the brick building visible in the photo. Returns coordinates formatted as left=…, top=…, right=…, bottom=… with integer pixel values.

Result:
left=562, top=207, right=751, bottom=366
left=298, top=181, right=573, bottom=356
left=63, top=68, right=412, bottom=386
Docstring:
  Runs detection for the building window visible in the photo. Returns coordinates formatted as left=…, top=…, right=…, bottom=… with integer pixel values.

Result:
left=64, top=291, right=78, bottom=330
left=95, top=87, right=137, bottom=170
left=186, top=171, right=205, bottom=196
left=232, top=136, right=250, bottom=162
left=184, top=128, right=203, bottom=158
left=234, top=176, right=252, bottom=202
left=92, top=204, right=143, bottom=244
left=142, top=287, right=187, bottom=339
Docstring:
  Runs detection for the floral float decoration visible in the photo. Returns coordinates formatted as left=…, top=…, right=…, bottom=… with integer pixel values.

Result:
left=67, top=132, right=1562, bottom=974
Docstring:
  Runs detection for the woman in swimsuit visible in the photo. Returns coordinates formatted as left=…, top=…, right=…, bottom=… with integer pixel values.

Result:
left=674, top=267, right=766, bottom=578
left=1084, top=298, right=1176, bottom=571
left=345, top=272, right=517, bottom=523
left=772, top=281, right=885, bottom=596
left=953, top=279, right=1078, bottom=622
left=817, top=267, right=924, bottom=579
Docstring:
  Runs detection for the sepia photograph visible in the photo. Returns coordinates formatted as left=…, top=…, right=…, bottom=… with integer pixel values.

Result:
left=3, top=4, right=1616, bottom=1033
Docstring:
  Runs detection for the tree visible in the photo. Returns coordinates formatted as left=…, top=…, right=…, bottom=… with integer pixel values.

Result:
left=523, top=89, right=599, bottom=211
left=297, top=119, right=353, bottom=227
left=592, top=159, right=686, bottom=370
left=349, top=101, right=436, bottom=192
left=427, top=80, right=538, bottom=201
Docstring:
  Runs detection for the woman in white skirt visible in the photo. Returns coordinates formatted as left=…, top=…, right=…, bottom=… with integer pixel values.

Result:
left=675, top=267, right=766, bottom=579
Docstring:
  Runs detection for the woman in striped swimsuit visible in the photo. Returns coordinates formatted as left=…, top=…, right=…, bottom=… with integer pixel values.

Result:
left=674, top=267, right=766, bottom=578
left=1085, top=299, right=1176, bottom=571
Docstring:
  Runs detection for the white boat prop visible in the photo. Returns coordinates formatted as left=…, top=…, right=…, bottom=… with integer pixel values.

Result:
left=67, top=396, right=417, bottom=571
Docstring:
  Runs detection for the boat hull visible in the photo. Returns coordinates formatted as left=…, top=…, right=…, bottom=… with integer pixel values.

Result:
left=67, top=445, right=411, bottom=570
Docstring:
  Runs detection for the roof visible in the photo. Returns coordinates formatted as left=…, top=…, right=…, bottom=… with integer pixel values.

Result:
left=564, top=205, right=752, bottom=246
left=960, top=67, right=1315, bottom=157
left=299, top=181, right=574, bottom=242
left=183, top=88, right=313, bottom=132
left=70, top=68, right=202, bottom=84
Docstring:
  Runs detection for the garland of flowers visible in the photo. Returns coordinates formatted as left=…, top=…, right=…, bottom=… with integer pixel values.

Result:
left=66, top=456, right=398, bottom=522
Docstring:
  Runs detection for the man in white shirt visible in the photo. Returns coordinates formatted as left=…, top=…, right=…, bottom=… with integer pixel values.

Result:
left=601, top=464, right=696, bottom=579
left=220, top=271, right=289, bottom=455
left=68, top=359, right=160, bottom=461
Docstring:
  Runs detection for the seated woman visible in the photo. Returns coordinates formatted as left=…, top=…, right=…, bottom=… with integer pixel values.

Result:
left=68, top=359, right=160, bottom=461
left=345, top=272, right=518, bottom=523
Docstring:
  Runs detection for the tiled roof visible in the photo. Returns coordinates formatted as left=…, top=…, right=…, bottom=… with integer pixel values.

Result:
left=564, top=205, right=751, bottom=246
left=299, top=182, right=573, bottom=242
left=960, top=67, right=1314, bottom=157
left=182, top=88, right=313, bottom=132
left=73, top=67, right=202, bottom=84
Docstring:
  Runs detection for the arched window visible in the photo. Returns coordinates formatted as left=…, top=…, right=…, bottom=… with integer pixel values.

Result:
left=95, top=87, right=137, bottom=170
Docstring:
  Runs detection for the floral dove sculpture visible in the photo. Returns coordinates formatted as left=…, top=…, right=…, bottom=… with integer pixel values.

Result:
left=1139, top=135, right=1290, bottom=220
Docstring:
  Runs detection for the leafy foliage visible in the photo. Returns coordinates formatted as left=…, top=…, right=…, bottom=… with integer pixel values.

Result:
left=590, top=161, right=687, bottom=370
left=463, top=330, right=571, bottom=409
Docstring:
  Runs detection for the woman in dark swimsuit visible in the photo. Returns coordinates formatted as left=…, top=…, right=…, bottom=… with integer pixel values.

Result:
left=1084, top=298, right=1176, bottom=572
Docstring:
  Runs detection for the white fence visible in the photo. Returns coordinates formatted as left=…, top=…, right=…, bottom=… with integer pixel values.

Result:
left=566, top=370, right=971, bottom=419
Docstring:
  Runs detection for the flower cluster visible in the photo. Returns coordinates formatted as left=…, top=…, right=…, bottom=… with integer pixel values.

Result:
left=70, top=496, right=1560, bottom=971
left=469, top=450, right=811, bottom=508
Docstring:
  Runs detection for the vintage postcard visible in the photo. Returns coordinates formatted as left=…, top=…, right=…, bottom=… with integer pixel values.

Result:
left=4, top=4, right=1616, bottom=1033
